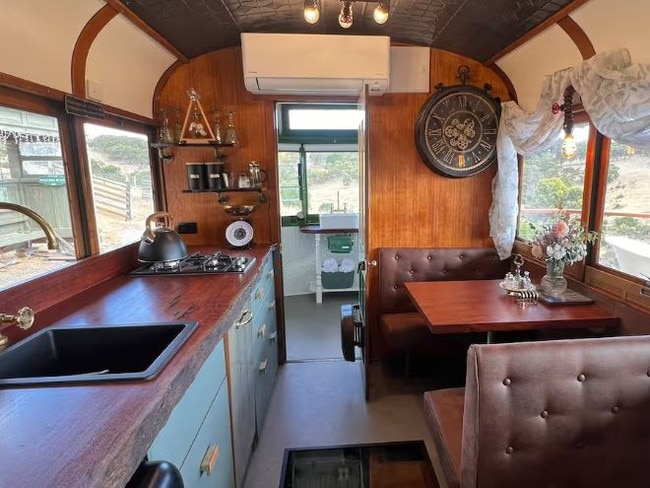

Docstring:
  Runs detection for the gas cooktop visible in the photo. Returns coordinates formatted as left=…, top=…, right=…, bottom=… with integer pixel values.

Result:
left=131, top=252, right=255, bottom=276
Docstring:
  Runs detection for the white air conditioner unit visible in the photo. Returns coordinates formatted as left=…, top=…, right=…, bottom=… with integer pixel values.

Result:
left=241, top=33, right=390, bottom=96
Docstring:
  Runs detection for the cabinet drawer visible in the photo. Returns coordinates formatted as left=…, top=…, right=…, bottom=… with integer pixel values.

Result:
left=254, top=332, right=279, bottom=432
left=251, top=254, right=274, bottom=315
left=180, top=380, right=234, bottom=488
left=149, top=341, right=226, bottom=467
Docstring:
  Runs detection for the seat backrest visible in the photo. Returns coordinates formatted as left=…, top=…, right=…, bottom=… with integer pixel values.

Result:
left=461, top=335, right=650, bottom=488
left=377, top=248, right=510, bottom=314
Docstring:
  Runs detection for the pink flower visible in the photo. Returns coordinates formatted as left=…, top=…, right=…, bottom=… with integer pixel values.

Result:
left=552, top=220, right=569, bottom=238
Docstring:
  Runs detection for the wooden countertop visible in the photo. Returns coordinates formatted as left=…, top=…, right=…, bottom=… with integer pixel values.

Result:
left=0, top=246, right=273, bottom=488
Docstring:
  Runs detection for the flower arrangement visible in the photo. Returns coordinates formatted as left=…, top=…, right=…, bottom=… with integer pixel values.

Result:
left=529, top=212, right=598, bottom=265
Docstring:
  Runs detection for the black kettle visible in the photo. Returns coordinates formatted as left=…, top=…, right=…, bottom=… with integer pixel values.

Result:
left=138, top=212, right=188, bottom=263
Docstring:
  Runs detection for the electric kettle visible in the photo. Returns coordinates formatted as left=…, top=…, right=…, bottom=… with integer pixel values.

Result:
left=137, top=212, right=188, bottom=263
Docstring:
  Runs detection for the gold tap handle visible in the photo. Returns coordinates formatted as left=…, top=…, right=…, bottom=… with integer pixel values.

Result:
left=0, top=307, right=34, bottom=330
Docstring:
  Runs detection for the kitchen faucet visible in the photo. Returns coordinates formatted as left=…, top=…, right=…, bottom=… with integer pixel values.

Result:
left=0, top=202, right=59, bottom=250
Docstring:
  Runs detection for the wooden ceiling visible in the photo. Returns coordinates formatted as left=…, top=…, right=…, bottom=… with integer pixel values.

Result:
left=116, top=0, right=585, bottom=62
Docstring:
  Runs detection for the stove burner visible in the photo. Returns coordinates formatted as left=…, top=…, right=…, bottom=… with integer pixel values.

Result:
left=131, top=252, right=255, bottom=276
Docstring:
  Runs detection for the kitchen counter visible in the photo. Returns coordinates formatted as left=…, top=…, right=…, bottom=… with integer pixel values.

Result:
left=0, top=246, right=273, bottom=488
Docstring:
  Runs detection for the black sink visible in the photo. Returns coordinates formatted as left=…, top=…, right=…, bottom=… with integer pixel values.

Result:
left=0, top=322, right=198, bottom=387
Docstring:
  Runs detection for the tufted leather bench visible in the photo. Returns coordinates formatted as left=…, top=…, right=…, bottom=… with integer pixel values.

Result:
left=424, top=335, right=650, bottom=488
left=377, top=248, right=510, bottom=374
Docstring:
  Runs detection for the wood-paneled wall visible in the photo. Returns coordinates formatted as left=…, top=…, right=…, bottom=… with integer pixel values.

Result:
left=156, top=46, right=511, bottom=362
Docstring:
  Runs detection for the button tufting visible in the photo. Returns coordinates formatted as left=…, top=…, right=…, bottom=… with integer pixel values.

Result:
left=540, top=410, right=549, bottom=419
left=442, top=269, right=448, bottom=274
left=393, top=285, right=399, bottom=290
left=458, top=254, right=464, bottom=260
left=503, top=378, right=511, bottom=386
left=612, top=405, right=620, bottom=414
left=577, top=373, right=586, bottom=382
left=505, top=446, right=514, bottom=454
left=410, top=269, right=415, bottom=274
left=395, top=255, right=400, bottom=260
left=427, top=255, right=432, bottom=260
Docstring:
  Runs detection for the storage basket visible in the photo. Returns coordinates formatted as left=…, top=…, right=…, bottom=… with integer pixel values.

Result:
left=322, top=270, right=355, bottom=289
left=327, top=235, right=354, bottom=253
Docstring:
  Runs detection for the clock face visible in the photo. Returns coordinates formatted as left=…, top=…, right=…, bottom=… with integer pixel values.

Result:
left=415, top=85, right=501, bottom=178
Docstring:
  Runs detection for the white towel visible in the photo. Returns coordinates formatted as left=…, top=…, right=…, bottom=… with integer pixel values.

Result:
left=339, top=258, right=356, bottom=273
left=322, top=257, right=339, bottom=273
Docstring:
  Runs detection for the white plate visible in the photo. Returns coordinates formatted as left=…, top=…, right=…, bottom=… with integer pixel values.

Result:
left=499, top=281, right=527, bottom=294
left=225, top=220, right=254, bottom=248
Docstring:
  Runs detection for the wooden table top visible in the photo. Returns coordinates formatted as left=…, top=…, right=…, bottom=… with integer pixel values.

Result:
left=405, top=280, right=620, bottom=334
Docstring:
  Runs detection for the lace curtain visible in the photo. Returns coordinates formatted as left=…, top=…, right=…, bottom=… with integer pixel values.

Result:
left=489, top=48, right=650, bottom=259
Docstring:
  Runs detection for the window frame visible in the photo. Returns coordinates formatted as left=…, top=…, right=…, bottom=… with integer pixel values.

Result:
left=514, top=106, right=650, bottom=311
left=0, top=85, right=162, bottom=262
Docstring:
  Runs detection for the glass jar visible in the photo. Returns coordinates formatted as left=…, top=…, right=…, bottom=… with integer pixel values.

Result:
left=540, top=259, right=567, bottom=297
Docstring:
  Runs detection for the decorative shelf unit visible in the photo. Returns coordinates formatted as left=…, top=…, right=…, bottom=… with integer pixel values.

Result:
left=299, top=225, right=359, bottom=304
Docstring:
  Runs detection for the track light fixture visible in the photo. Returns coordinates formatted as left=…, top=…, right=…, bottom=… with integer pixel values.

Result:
left=302, top=0, right=390, bottom=28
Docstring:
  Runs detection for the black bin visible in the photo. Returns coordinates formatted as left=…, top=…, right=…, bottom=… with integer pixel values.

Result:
left=126, top=460, right=184, bottom=488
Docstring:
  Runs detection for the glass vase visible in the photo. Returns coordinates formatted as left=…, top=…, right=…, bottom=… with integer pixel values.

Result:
left=540, top=260, right=567, bottom=297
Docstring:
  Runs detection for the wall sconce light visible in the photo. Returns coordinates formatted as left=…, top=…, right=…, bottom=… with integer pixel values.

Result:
left=303, top=0, right=390, bottom=28
left=552, top=86, right=577, bottom=159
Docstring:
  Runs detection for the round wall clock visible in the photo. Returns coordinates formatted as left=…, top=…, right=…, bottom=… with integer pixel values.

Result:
left=415, top=84, right=501, bottom=178
left=225, top=220, right=254, bottom=249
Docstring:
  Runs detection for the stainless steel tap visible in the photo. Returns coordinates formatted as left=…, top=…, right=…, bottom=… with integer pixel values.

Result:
left=0, top=202, right=59, bottom=250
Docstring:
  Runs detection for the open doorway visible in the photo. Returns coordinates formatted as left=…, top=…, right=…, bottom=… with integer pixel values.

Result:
left=276, top=103, right=363, bottom=361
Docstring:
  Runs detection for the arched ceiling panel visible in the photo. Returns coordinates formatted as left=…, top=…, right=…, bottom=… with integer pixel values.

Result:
left=495, top=26, right=582, bottom=112
left=571, top=0, right=650, bottom=64
left=87, top=15, right=177, bottom=118
left=0, top=0, right=104, bottom=92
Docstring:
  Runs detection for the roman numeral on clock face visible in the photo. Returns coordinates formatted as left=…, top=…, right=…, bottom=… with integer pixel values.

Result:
left=431, top=139, right=446, bottom=154
left=427, top=128, right=442, bottom=137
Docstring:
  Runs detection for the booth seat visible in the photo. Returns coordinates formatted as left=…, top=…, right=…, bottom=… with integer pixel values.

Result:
left=377, top=247, right=511, bottom=375
left=425, top=335, right=650, bottom=488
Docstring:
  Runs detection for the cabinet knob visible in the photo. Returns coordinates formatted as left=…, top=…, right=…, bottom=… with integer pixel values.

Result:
left=269, top=331, right=277, bottom=341
left=268, top=300, right=276, bottom=311
left=259, top=359, right=268, bottom=373
left=200, top=443, right=220, bottom=475
left=267, top=270, right=274, bottom=279
left=235, top=309, right=252, bottom=328
left=255, top=288, right=265, bottom=300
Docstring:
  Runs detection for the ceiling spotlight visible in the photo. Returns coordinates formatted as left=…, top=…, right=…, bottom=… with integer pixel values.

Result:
left=303, top=0, right=320, bottom=24
left=373, top=1, right=389, bottom=24
left=339, top=1, right=354, bottom=29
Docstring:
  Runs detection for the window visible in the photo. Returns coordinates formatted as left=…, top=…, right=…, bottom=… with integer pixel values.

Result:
left=0, top=106, right=76, bottom=290
left=0, top=88, right=159, bottom=291
left=596, top=139, right=650, bottom=280
left=83, top=123, right=154, bottom=253
left=277, top=104, right=362, bottom=225
left=517, top=123, right=590, bottom=241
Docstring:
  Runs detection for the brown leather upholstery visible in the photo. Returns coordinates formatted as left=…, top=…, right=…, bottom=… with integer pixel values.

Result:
left=425, top=335, right=650, bottom=488
left=377, top=248, right=510, bottom=361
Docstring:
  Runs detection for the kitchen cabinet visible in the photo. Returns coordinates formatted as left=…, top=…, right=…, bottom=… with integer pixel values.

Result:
left=148, top=340, right=234, bottom=488
left=226, top=251, right=280, bottom=487
left=251, top=252, right=278, bottom=432
left=226, top=296, right=256, bottom=487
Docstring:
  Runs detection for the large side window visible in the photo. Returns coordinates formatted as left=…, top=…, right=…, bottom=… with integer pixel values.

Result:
left=0, top=105, right=77, bottom=290
left=517, top=122, right=590, bottom=240
left=596, top=139, right=650, bottom=280
left=82, top=122, right=154, bottom=253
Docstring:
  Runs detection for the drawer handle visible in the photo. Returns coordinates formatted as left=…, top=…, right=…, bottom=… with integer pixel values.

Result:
left=255, top=288, right=265, bottom=300
left=259, top=359, right=268, bottom=373
left=200, top=443, right=219, bottom=475
left=268, top=300, right=276, bottom=311
left=235, top=309, right=252, bottom=328
left=257, top=323, right=266, bottom=338
left=269, top=331, right=277, bottom=341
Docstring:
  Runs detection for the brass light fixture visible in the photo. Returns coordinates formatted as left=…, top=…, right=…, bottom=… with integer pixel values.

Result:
left=553, top=86, right=577, bottom=159
left=303, top=0, right=390, bottom=28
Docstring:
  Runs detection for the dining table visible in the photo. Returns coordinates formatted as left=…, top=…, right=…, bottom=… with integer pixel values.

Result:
left=404, top=279, right=620, bottom=342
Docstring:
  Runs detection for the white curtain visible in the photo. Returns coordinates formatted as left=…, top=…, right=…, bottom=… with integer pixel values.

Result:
left=489, top=49, right=650, bottom=259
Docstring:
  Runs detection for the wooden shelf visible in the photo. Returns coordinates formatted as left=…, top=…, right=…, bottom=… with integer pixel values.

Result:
left=151, top=142, right=235, bottom=149
left=183, top=187, right=267, bottom=203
